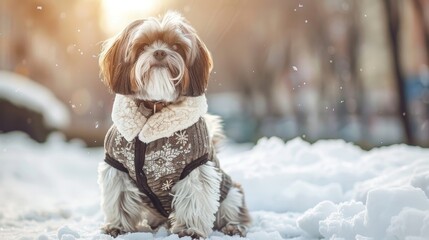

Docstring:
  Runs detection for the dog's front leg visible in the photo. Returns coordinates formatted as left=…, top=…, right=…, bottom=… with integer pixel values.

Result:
left=170, top=162, right=221, bottom=238
left=98, top=162, right=143, bottom=237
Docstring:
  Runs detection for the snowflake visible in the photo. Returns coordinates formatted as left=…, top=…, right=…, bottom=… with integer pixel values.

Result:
left=144, top=143, right=181, bottom=180
left=112, top=134, right=134, bottom=163
left=161, top=179, right=173, bottom=191
left=183, top=144, right=191, bottom=154
left=112, top=134, right=136, bottom=177
left=175, top=131, right=188, bottom=146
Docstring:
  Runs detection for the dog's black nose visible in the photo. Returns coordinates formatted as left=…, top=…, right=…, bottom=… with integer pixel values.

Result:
left=153, top=50, right=167, bottom=61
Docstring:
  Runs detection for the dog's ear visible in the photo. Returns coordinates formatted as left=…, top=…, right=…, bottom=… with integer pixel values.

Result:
left=182, top=36, right=213, bottom=96
left=99, top=19, right=144, bottom=95
left=167, top=11, right=212, bottom=96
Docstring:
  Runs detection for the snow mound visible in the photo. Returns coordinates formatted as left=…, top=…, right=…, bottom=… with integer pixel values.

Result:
left=222, top=137, right=362, bottom=212
left=0, top=71, right=70, bottom=128
left=58, top=225, right=80, bottom=239
left=222, top=137, right=429, bottom=214
left=296, top=200, right=339, bottom=237
left=298, top=187, right=429, bottom=239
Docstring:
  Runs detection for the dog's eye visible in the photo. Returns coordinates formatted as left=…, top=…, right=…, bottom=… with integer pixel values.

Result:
left=137, top=44, right=149, bottom=52
left=172, top=44, right=186, bottom=59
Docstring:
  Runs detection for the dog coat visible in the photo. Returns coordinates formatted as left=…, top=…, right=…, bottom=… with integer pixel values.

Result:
left=104, top=94, right=232, bottom=217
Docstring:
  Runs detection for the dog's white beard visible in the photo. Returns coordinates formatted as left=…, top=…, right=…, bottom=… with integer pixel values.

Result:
left=134, top=52, right=185, bottom=102
left=144, top=67, right=177, bottom=101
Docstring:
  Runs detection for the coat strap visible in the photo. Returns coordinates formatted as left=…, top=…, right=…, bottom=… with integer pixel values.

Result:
left=104, top=153, right=128, bottom=173
left=179, top=153, right=209, bottom=180
left=134, top=137, right=169, bottom=218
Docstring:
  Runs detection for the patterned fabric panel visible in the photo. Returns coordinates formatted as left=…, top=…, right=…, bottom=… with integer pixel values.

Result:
left=104, top=117, right=231, bottom=215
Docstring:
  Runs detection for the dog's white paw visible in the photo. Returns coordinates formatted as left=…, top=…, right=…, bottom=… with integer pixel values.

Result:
left=220, top=224, right=246, bottom=237
left=101, top=225, right=126, bottom=238
left=177, top=228, right=203, bottom=239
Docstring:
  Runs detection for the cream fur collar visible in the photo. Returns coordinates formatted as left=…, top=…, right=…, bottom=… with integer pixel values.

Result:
left=112, top=94, right=208, bottom=143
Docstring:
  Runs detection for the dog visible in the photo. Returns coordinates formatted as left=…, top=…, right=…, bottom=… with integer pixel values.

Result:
left=97, top=11, right=250, bottom=239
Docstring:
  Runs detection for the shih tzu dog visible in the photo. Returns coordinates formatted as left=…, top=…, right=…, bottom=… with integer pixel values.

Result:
left=97, top=11, right=250, bottom=239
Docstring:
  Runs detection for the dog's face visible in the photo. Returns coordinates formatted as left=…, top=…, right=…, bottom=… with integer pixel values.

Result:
left=99, top=12, right=213, bottom=102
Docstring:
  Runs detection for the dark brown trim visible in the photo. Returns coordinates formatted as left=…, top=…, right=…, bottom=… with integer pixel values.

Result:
left=134, top=137, right=169, bottom=217
left=179, top=153, right=209, bottom=180
left=104, top=154, right=129, bottom=173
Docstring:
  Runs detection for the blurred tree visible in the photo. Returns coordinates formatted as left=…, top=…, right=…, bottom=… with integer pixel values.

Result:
left=412, top=0, right=429, bottom=137
left=348, top=0, right=369, bottom=142
left=383, top=0, right=415, bottom=145
left=412, top=0, right=429, bottom=64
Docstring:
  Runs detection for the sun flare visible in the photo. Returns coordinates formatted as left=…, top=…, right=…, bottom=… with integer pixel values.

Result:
left=101, top=0, right=161, bottom=34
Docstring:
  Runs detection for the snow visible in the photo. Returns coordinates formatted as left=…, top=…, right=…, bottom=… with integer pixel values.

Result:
left=0, top=132, right=428, bottom=240
left=58, top=226, right=81, bottom=239
left=299, top=188, right=429, bottom=239
left=0, top=71, right=70, bottom=129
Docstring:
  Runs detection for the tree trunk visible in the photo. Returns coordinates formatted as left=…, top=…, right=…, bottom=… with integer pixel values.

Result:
left=412, top=0, right=429, bottom=65
left=349, top=0, right=369, bottom=143
left=412, top=0, right=429, bottom=142
left=383, top=0, right=415, bottom=145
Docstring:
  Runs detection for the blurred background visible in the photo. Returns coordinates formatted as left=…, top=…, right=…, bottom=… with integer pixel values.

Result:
left=0, top=0, right=428, bottom=149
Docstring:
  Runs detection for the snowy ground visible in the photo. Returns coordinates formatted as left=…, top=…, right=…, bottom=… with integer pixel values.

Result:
left=0, top=132, right=428, bottom=240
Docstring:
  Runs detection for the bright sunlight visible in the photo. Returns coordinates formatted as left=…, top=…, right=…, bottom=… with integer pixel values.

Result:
left=101, top=0, right=161, bottom=34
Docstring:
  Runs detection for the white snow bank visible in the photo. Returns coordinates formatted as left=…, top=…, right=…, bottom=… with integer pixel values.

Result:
left=222, top=137, right=429, bottom=213
left=221, top=136, right=429, bottom=239
left=353, top=145, right=429, bottom=202
left=0, top=132, right=101, bottom=220
left=1, top=133, right=429, bottom=240
left=0, top=71, right=70, bottom=128
left=298, top=187, right=429, bottom=240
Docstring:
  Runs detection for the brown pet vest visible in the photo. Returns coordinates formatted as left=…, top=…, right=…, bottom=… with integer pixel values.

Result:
left=104, top=118, right=231, bottom=217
